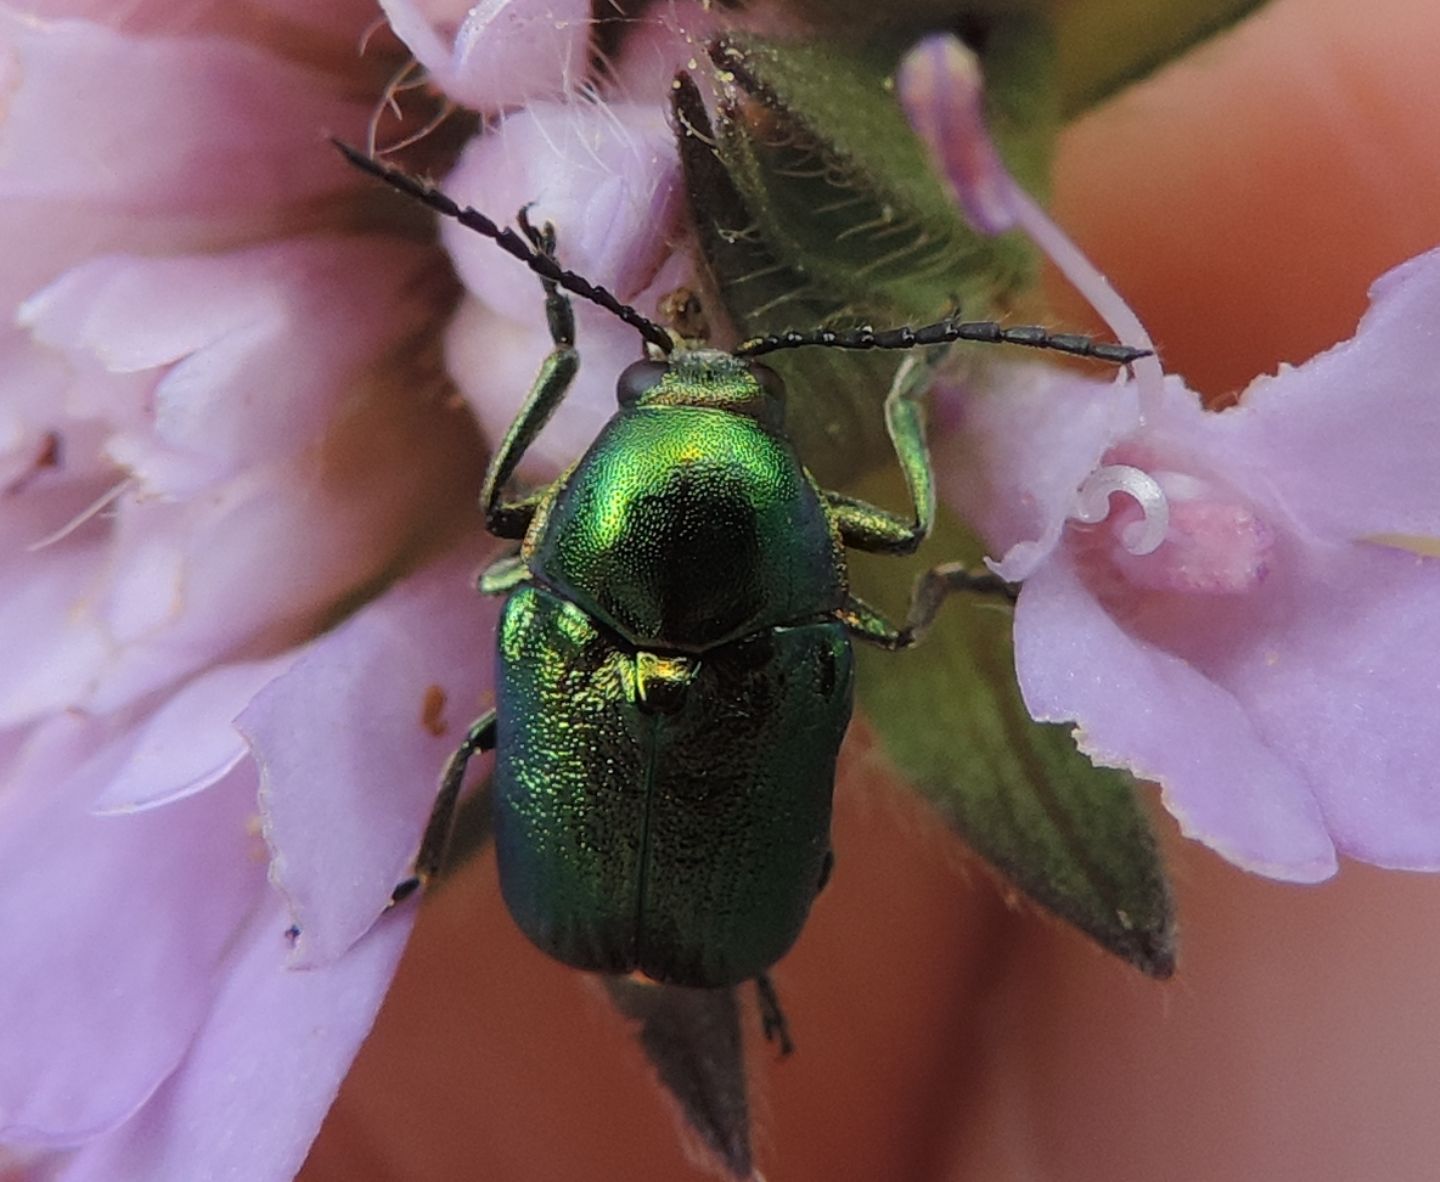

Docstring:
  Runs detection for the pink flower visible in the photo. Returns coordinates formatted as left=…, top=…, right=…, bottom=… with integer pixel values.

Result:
left=902, top=32, right=1440, bottom=881
left=0, top=2, right=482, bottom=1176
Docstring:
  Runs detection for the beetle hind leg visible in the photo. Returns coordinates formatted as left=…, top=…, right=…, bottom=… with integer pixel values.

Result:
left=754, top=974, right=795, bottom=1058
left=391, top=709, right=498, bottom=907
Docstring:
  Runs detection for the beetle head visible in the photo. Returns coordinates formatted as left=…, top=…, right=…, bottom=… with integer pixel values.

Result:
left=616, top=350, right=785, bottom=429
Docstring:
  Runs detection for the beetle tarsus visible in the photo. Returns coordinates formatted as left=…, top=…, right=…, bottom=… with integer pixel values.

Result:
left=841, top=563, right=1018, bottom=651
left=516, top=208, right=576, bottom=348
left=390, top=711, right=498, bottom=911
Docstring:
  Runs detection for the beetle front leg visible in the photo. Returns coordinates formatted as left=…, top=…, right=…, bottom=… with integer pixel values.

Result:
left=481, top=218, right=581, bottom=539
left=840, top=563, right=1017, bottom=651
left=391, top=709, right=498, bottom=905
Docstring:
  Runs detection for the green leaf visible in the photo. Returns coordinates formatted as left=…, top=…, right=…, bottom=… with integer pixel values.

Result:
left=674, top=37, right=1036, bottom=488
left=709, top=33, right=1035, bottom=319
left=604, top=979, right=752, bottom=1179
left=849, top=477, right=1174, bottom=976
left=1057, top=0, right=1277, bottom=116
left=969, top=10, right=1060, bottom=198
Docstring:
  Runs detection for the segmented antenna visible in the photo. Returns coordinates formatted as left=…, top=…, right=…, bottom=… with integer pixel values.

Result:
left=737, top=318, right=1150, bottom=365
left=333, top=139, right=675, bottom=354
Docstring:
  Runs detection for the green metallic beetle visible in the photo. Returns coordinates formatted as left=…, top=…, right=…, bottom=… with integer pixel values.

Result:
left=338, top=142, right=1144, bottom=1020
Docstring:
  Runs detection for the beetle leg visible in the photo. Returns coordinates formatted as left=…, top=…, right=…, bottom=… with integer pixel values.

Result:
left=480, top=220, right=580, bottom=540
left=481, top=344, right=579, bottom=539
left=478, top=551, right=531, bottom=596
left=825, top=353, right=942, bottom=556
left=839, top=563, right=1017, bottom=651
left=391, top=709, right=498, bottom=906
left=754, top=974, right=795, bottom=1058
left=516, top=209, right=576, bottom=349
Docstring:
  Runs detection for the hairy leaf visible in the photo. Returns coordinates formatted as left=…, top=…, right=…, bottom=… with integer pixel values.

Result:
left=850, top=479, right=1174, bottom=976
left=605, top=979, right=753, bottom=1179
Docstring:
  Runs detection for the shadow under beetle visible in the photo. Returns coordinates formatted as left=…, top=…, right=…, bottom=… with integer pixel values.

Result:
left=336, top=140, right=1146, bottom=1037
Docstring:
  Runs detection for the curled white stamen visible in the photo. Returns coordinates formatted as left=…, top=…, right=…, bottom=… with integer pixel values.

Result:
left=1071, top=465, right=1170, bottom=555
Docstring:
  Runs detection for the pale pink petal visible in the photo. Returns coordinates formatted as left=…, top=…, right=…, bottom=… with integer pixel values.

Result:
left=449, top=0, right=590, bottom=101
left=22, top=237, right=436, bottom=495
left=440, top=100, right=681, bottom=324
left=56, top=899, right=413, bottom=1182
left=1015, top=552, right=1339, bottom=881
left=1200, top=540, right=1440, bottom=868
left=74, top=363, right=471, bottom=715
left=0, top=342, right=76, bottom=488
left=240, top=539, right=501, bottom=968
left=0, top=14, right=370, bottom=218
left=992, top=248, right=1440, bottom=877
left=934, top=363, right=1140, bottom=580
left=895, top=34, right=1015, bottom=236
left=10, top=0, right=378, bottom=39
left=0, top=484, right=112, bottom=729
left=85, top=656, right=296, bottom=814
left=0, top=719, right=266, bottom=1143
left=379, top=0, right=589, bottom=109
left=604, top=1, right=727, bottom=102
left=1223, top=247, right=1440, bottom=547
left=1064, top=375, right=1440, bottom=869
left=375, top=0, right=467, bottom=80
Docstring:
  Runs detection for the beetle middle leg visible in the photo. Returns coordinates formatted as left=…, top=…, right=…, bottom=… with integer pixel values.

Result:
left=822, top=350, right=1019, bottom=647
left=391, top=709, right=498, bottom=905
left=754, top=973, right=795, bottom=1057
left=477, top=550, right=530, bottom=596
left=839, top=565, right=1017, bottom=651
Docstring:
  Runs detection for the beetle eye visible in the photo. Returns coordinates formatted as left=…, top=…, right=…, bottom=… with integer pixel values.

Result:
left=617, top=359, right=668, bottom=406
left=750, top=363, right=786, bottom=402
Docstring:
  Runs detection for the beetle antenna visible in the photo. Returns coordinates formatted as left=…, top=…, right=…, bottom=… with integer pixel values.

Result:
left=333, top=139, right=675, bottom=354
left=736, top=318, right=1150, bottom=366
